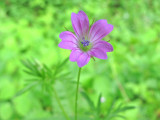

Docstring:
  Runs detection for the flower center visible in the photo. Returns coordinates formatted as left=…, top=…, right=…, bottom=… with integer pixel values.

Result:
left=79, top=37, right=92, bottom=52
left=81, top=39, right=90, bottom=47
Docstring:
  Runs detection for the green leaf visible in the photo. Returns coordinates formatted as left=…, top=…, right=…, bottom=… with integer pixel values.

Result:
left=81, top=91, right=96, bottom=111
left=14, top=82, right=38, bottom=98
left=105, top=98, right=116, bottom=119
left=105, top=100, right=135, bottom=120
left=96, top=93, right=102, bottom=114
left=115, top=106, right=135, bottom=113
left=109, top=114, right=126, bottom=120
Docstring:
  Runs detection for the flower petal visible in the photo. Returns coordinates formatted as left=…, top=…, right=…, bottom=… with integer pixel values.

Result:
left=70, top=49, right=82, bottom=62
left=58, top=31, right=78, bottom=50
left=93, top=41, right=113, bottom=52
left=77, top=52, right=90, bottom=67
left=58, top=41, right=77, bottom=50
left=59, top=31, right=78, bottom=43
left=89, top=20, right=113, bottom=42
left=71, top=11, right=89, bottom=38
left=89, top=48, right=108, bottom=59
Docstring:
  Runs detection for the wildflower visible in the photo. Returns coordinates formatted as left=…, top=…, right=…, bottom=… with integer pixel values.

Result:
left=58, top=11, right=113, bottom=67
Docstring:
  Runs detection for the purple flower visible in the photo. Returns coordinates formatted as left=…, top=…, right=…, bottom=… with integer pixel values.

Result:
left=58, top=11, right=114, bottom=67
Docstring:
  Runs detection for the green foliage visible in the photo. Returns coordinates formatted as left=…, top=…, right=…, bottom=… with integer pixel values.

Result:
left=105, top=101, right=135, bottom=120
left=13, top=93, right=32, bottom=116
left=0, top=79, right=16, bottom=100
left=19, top=58, right=69, bottom=94
left=81, top=92, right=135, bottom=120
left=0, top=102, right=13, bottom=120
left=0, top=0, right=160, bottom=120
left=21, top=59, right=54, bottom=93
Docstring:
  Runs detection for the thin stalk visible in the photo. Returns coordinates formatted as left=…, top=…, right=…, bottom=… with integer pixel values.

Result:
left=75, top=67, right=82, bottom=120
left=52, top=86, right=70, bottom=120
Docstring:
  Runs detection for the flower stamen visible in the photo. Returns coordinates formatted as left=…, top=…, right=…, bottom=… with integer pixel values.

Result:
left=81, top=37, right=90, bottom=47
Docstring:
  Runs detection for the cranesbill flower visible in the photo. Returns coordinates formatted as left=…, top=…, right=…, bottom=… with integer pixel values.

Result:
left=58, top=11, right=113, bottom=67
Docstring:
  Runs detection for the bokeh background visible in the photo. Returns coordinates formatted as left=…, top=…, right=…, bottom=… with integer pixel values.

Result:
left=0, top=0, right=160, bottom=120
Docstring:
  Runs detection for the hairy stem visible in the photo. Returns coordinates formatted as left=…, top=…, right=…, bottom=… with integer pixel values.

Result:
left=75, top=67, right=82, bottom=120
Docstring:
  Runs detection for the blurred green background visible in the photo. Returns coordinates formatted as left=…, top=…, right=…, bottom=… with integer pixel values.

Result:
left=0, top=0, right=160, bottom=120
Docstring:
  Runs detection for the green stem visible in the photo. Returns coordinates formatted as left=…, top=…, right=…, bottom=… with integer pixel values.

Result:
left=75, top=67, right=82, bottom=120
left=52, top=86, right=70, bottom=120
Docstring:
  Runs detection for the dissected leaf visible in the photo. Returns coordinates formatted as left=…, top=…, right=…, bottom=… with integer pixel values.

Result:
left=81, top=91, right=96, bottom=111
left=14, top=82, right=38, bottom=98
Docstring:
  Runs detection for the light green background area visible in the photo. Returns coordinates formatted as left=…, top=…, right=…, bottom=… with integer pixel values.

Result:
left=0, top=0, right=160, bottom=120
